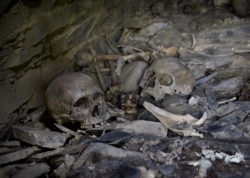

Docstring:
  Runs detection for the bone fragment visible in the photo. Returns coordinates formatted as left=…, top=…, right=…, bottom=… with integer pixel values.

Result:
left=73, top=142, right=146, bottom=170
left=191, top=34, right=196, bottom=49
left=118, top=51, right=151, bottom=62
left=115, top=58, right=125, bottom=76
left=218, top=97, right=237, bottom=105
left=143, top=101, right=207, bottom=137
left=98, top=51, right=151, bottom=62
left=89, top=46, right=107, bottom=91
left=108, top=61, right=117, bottom=84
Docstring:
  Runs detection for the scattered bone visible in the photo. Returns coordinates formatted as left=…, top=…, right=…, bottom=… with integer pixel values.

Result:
left=160, top=46, right=179, bottom=57
left=11, top=162, right=50, bottom=178
left=202, top=149, right=245, bottom=163
left=218, top=97, right=237, bottom=105
left=0, top=146, right=40, bottom=165
left=75, top=51, right=93, bottom=67
left=89, top=46, right=107, bottom=91
left=12, top=126, right=67, bottom=149
left=143, top=101, right=207, bottom=137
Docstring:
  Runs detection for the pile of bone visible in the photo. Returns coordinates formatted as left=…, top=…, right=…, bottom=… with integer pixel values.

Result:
left=2, top=3, right=250, bottom=177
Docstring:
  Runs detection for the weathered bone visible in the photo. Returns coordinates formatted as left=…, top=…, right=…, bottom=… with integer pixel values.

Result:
left=45, top=73, right=108, bottom=128
left=140, top=58, right=195, bottom=101
left=143, top=101, right=207, bottom=137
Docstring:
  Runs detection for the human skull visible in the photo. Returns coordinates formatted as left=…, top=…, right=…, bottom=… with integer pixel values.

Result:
left=139, top=58, right=195, bottom=101
left=45, top=73, right=108, bottom=128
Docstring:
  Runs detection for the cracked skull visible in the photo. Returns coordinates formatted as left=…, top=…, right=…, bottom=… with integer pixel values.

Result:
left=45, top=73, right=108, bottom=127
left=139, top=58, right=195, bottom=101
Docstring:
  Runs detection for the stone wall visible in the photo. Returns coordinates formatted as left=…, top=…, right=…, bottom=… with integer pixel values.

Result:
left=0, top=0, right=149, bottom=124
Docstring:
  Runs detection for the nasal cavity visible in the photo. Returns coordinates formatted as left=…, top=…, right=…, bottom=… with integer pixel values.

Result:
left=92, top=105, right=99, bottom=117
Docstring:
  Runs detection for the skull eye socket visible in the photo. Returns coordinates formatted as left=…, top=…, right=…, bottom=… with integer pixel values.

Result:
left=73, top=97, right=89, bottom=108
left=158, top=73, right=173, bottom=86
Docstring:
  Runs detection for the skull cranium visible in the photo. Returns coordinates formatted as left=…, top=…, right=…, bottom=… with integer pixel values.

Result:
left=45, top=73, right=108, bottom=128
left=139, top=58, right=195, bottom=101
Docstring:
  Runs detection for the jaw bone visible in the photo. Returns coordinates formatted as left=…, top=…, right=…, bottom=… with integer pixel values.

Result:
left=143, top=101, right=207, bottom=137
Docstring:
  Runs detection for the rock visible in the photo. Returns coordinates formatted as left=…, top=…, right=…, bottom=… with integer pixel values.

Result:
left=72, top=142, right=148, bottom=170
left=209, top=77, right=244, bottom=100
left=0, top=146, right=40, bottom=165
left=237, top=121, right=250, bottom=136
left=219, top=109, right=247, bottom=125
left=204, top=121, right=245, bottom=139
left=116, top=120, right=168, bottom=138
left=216, top=101, right=250, bottom=117
left=96, top=130, right=132, bottom=145
left=158, top=164, right=175, bottom=177
left=161, top=94, right=188, bottom=107
left=0, top=0, right=15, bottom=16
left=31, top=147, right=65, bottom=160
left=0, top=141, right=20, bottom=147
left=53, top=154, right=75, bottom=178
left=11, top=162, right=50, bottom=178
left=12, top=126, right=67, bottom=149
